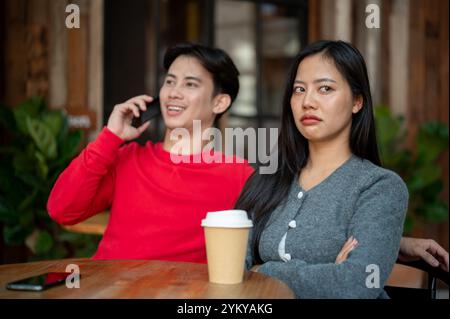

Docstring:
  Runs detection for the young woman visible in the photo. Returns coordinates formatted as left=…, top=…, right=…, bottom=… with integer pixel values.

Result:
left=236, top=40, right=410, bottom=298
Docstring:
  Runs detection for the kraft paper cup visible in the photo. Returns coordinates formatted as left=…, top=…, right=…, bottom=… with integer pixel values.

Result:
left=201, top=210, right=253, bottom=284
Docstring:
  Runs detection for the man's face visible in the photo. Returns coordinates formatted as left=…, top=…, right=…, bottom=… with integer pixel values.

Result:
left=159, top=55, right=218, bottom=132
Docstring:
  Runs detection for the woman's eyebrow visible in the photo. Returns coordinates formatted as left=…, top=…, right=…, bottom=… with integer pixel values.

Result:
left=294, top=78, right=337, bottom=85
left=185, top=76, right=202, bottom=83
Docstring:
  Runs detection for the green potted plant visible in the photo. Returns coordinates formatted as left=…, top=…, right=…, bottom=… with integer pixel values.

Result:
left=374, top=105, right=449, bottom=234
left=0, top=96, right=101, bottom=261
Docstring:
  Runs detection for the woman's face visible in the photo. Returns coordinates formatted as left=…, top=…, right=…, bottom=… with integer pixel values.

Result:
left=290, top=53, right=362, bottom=144
left=159, top=55, right=220, bottom=132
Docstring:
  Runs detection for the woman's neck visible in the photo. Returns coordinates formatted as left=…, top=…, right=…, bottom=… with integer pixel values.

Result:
left=298, top=137, right=353, bottom=191
left=305, top=138, right=352, bottom=173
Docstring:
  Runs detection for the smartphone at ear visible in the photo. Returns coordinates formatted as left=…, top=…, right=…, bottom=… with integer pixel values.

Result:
left=132, top=97, right=161, bottom=128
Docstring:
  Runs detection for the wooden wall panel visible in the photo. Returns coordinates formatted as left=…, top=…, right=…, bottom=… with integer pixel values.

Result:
left=66, top=6, right=88, bottom=109
left=87, top=0, right=103, bottom=138
left=335, top=0, right=352, bottom=42
left=48, top=0, right=68, bottom=110
left=388, top=0, right=408, bottom=116
left=25, top=0, right=49, bottom=100
left=0, top=0, right=5, bottom=102
left=5, top=0, right=27, bottom=107
left=320, top=0, right=335, bottom=40
left=380, top=0, right=391, bottom=108
left=408, top=0, right=448, bottom=247
left=308, top=0, right=321, bottom=43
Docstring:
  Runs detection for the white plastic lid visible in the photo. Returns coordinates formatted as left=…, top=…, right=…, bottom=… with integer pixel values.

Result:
left=201, top=210, right=253, bottom=228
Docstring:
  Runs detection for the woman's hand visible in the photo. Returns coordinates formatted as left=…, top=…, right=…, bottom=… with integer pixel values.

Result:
left=398, top=237, right=449, bottom=272
left=107, top=95, right=153, bottom=141
left=335, top=236, right=358, bottom=264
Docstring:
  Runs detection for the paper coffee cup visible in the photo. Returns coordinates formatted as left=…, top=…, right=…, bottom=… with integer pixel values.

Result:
left=201, top=210, right=253, bottom=284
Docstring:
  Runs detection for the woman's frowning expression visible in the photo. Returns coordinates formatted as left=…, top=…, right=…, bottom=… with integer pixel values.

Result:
left=290, top=53, right=363, bottom=144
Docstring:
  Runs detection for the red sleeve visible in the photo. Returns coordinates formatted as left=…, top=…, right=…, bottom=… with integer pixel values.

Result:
left=47, top=127, right=124, bottom=225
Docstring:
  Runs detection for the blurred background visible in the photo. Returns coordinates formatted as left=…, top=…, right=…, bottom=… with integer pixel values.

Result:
left=0, top=0, right=448, bottom=292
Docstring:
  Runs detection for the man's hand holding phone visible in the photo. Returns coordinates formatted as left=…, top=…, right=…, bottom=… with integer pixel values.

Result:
left=107, top=95, right=156, bottom=141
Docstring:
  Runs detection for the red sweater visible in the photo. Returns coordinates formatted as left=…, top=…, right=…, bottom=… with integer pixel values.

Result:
left=47, top=127, right=254, bottom=263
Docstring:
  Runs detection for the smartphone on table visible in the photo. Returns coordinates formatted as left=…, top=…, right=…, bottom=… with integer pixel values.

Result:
left=6, top=272, right=76, bottom=292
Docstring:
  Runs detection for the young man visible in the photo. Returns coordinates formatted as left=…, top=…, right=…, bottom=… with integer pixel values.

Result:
left=47, top=43, right=254, bottom=263
left=48, top=43, right=448, bottom=271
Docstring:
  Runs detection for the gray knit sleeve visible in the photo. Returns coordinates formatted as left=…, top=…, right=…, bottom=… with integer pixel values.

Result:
left=245, top=229, right=254, bottom=270
left=257, top=171, right=408, bottom=298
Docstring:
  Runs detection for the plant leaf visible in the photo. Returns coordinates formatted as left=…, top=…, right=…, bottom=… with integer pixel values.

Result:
left=423, top=201, right=449, bottom=223
left=26, top=117, right=57, bottom=159
left=416, top=122, right=449, bottom=163
left=34, top=151, right=48, bottom=179
left=17, top=190, right=38, bottom=213
left=16, top=172, right=45, bottom=191
left=0, top=97, right=95, bottom=260
left=42, top=111, right=63, bottom=138
left=408, top=165, right=442, bottom=191
left=13, top=150, right=35, bottom=174
left=0, top=103, right=17, bottom=132
left=35, top=230, right=54, bottom=255
left=13, top=97, right=45, bottom=135
left=4, top=224, right=31, bottom=245
left=403, top=215, right=414, bottom=235
left=57, top=130, right=83, bottom=165
left=0, top=199, right=19, bottom=224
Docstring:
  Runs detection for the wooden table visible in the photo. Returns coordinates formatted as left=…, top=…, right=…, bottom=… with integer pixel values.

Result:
left=0, top=259, right=295, bottom=299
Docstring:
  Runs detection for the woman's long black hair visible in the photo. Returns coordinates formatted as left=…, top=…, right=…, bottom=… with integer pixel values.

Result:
left=235, top=40, right=381, bottom=264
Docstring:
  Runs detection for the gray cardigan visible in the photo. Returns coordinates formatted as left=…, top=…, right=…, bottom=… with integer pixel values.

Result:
left=246, top=155, right=408, bottom=299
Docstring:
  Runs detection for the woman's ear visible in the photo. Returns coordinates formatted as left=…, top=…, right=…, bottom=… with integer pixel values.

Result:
left=212, top=94, right=232, bottom=115
left=352, top=95, right=363, bottom=114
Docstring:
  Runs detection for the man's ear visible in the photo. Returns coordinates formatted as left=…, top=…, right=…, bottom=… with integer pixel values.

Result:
left=352, top=95, right=363, bottom=114
left=212, top=94, right=231, bottom=115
